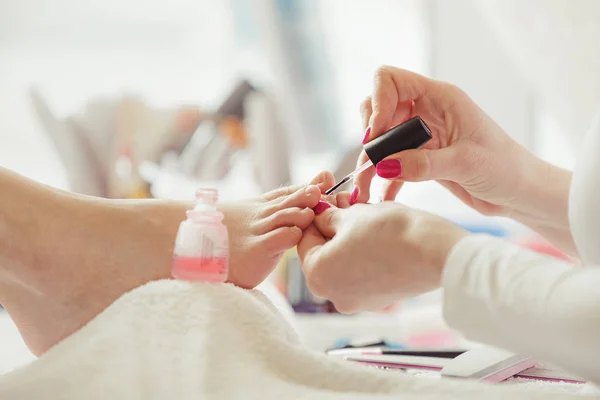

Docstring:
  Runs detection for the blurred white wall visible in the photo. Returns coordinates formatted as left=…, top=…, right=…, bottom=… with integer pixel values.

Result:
left=0, top=0, right=238, bottom=187
left=319, top=0, right=430, bottom=143
left=430, top=0, right=535, bottom=149
left=477, top=0, right=600, bottom=154
left=393, top=0, right=536, bottom=220
left=1, top=0, right=593, bottom=203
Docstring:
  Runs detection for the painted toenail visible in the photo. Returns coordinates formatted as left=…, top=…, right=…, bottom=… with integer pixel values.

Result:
left=313, top=201, right=331, bottom=215
left=349, top=186, right=359, bottom=205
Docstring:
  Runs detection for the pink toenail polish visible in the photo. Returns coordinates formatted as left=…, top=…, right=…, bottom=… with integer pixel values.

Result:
left=376, top=159, right=402, bottom=179
left=313, top=201, right=331, bottom=215
left=362, top=126, right=371, bottom=144
left=349, top=186, right=359, bottom=205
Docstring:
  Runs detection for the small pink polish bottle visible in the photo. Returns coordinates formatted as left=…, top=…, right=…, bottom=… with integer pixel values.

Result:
left=171, top=189, right=229, bottom=282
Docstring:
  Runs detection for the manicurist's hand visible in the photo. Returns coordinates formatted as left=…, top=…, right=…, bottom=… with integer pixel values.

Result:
left=297, top=200, right=467, bottom=313
left=353, top=66, right=551, bottom=215
left=349, top=65, right=575, bottom=254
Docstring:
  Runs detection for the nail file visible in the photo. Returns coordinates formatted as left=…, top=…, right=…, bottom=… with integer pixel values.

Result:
left=325, top=116, right=432, bottom=195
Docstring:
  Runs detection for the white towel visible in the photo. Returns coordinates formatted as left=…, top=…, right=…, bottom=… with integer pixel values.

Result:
left=0, top=281, right=593, bottom=399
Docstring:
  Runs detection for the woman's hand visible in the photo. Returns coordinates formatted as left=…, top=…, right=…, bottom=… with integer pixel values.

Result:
left=348, top=66, right=575, bottom=255
left=297, top=200, right=467, bottom=313
left=352, top=66, right=544, bottom=215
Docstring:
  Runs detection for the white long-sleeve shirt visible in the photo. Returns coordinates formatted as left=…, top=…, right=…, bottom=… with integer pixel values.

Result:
left=443, top=236, right=600, bottom=384
left=442, top=114, right=600, bottom=385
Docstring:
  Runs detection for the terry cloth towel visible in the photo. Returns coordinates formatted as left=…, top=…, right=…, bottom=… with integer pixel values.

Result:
left=0, top=281, right=594, bottom=400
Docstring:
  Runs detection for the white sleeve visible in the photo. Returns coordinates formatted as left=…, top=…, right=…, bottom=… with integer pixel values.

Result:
left=442, top=235, right=600, bottom=385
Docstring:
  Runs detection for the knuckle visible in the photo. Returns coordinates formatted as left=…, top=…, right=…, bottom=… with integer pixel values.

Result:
left=439, top=81, right=468, bottom=103
left=374, top=65, right=393, bottom=81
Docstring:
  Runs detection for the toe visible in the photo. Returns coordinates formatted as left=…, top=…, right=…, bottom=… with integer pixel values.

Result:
left=258, top=207, right=314, bottom=233
left=309, top=171, right=336, bottom=193
left=260, top=226, right=303, bottom=255
left=336, top=192, right=352, bottom=208
left=267, top=185, right=321, bottom=213
left=261, top=184, right=304, bottom=201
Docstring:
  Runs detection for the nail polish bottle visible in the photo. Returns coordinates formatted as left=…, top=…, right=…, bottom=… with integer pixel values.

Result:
left=172, top=189, right=229, bottom=282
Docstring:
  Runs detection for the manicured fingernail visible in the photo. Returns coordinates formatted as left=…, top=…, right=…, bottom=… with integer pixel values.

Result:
left=362, top=126, right=371, bottom=144
left=376, top=159, right=402, bottom=178
left=313, top=201, right=331, bottom=215
left=349, top=186, right=359, bottom=205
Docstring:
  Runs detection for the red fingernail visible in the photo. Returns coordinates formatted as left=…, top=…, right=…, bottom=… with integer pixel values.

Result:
left=362, top=126, right=371, bottom=144
left=376, top=159, right=402, bottom=178
left=349, top=186, right=359, bottom=205
left=313, top=201, right=331, bottom=215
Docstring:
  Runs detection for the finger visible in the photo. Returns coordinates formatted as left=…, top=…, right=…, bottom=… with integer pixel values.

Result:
left=360, top=96, right=373, bottom=143
left=262, top=170, right=335, bottom=202
left=262, top=184, right=304, bottom=201
left=257, top=207, right=315, bottom=234
left=353, top=150, right=376, bottom=203
left=376, top=146, right=461, bottom=183
left=309, top=171, right=336, bottom=194
left=369, top=66, right=431, bottom=140
left=267, top=185, right=321, bottom=213
left=362, top=97, right=413, bottom=144
left=381, top=180, right=404, bottom=202
left=296, top=223, right=337, bottom=300
left=296, top=224, right=327, bottom=267
left=258, top=226, right=303, bottom=255
left=313, top=202, right=342, bottom=238
left=360, top=96, right=373, bottom=129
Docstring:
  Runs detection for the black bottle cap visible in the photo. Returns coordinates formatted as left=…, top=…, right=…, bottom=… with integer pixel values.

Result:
left=363, top=116, right=432, bottom=166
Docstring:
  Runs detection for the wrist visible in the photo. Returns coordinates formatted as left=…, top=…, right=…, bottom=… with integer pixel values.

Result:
left=509, top=155, right=572, bottom=231
left=432, top=226, right=469, bottom=285
left=410, top=214, right=469, bottom=289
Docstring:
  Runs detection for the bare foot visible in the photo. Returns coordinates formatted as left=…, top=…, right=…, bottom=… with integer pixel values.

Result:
left=222, top=186, right=320, bottom=289
left=0, top=174, right=333, bottom=356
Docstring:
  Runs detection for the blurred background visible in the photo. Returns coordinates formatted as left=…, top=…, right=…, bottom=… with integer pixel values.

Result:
left=1, top=0, right=599, bottom=363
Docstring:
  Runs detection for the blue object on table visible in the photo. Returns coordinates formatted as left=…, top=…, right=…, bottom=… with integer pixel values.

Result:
left=456, top=223, right=507, bottom=238
left=332, top=338, right=406, bottom=351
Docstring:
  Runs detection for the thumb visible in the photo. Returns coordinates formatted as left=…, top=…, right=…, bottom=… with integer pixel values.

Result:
left=376, top=146, right=462, bottom=183
left=312, top=201, right=342, bottom=238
